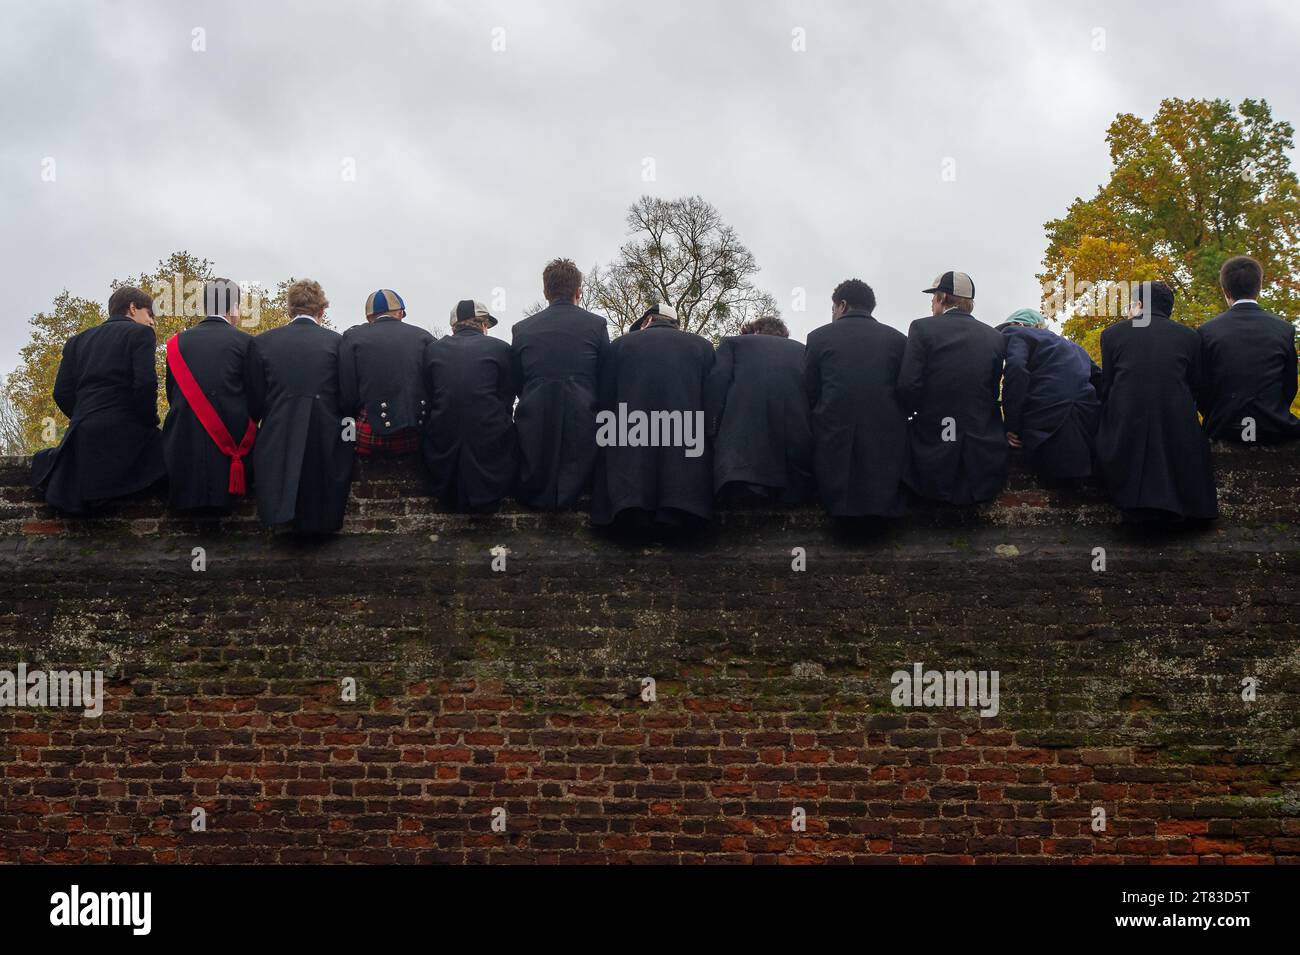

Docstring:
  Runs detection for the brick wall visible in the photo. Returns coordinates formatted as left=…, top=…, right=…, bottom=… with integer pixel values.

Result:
left=1, top=444, right=1297, bottom=864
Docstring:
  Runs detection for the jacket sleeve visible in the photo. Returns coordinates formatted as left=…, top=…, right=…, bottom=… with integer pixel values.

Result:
left=1283, top=328, right=1299, bottom=414
left=164, top=342, right=178, bottom=411
left=1195, top=328, right=1212, bottom=418
left=597, top=339, right=617, bottom=414
left=897, top=324, right=927, bottom=413
left=1186, top=331, right=1206, bottom=409
left=704, top=339, right=735, bottom=437
left=509, top=337, right=525, bottom=405
left=595, top=324, right=611, bottom=396
left=244, top=338, right=267, bottom=423
left=495, top=344, right=515, bottom=409
left=802, top=337, right=821, bottom=410
left=1001, top=333, right=1028, bottom=433
left=51, top=338, right=77, bottom=419
left=421, top=338, right=437, bottom=407
left=1098, top=332, right=1115, bottom=406
left=130, top=326, right=160, bottom=425
left=337, top=332, right=359, bottom=414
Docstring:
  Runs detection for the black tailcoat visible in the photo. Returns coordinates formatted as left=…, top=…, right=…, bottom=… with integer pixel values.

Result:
left=1096, top=314, right=1217, bottom=518
left=338, top=316, right=433, bottom=435
left=898, top=310, right=1008, bottom=504
left=510, top=301, right=609, bottom=509
left=162, top=316, right=254, bottom=511
left=245, top=316, right=355, bottom=532
left=803, top=310, right=909, bottom=517
left=1001, top=325, right=1101, bottom=480
left=707, top=334, right=812, bottom=503
left=1198, top=302, right=1300, bottom=443
left=592, top=322, right=715, bottom=525
left=31, top=315, right=165, bottom=514
left=422, top=326, right=516, bottom=511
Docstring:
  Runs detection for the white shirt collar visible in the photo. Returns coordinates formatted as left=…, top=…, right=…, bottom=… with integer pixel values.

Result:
left=1232, top=299, right=1258, bottom=306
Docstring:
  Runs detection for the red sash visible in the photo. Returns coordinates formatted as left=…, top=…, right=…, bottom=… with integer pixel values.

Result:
left=165, top=333, right=257, bottom=495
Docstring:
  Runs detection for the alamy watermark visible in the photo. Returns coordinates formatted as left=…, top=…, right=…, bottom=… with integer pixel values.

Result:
left=890, top=662, right=1000, bottom=717
left=49, top=885, right=150, bottom=935
left=0, top=663, right=103, bottom=718
left=1041, top=274, right=1155, bottom=322
left=150, top=274, right=267, bottom=329
left=595, top=403, right=705, bottom=458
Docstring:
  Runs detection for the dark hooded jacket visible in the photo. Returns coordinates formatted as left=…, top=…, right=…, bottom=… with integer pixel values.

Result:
left=592, top=321, right=715, bottom=525
left=706, top=333, right=812, bottom=503
left=1197, top=301, right=1300, bottom=443
left=1000, top=325, right=1101, bottom=480
left=422, top=325, right=516, bottom=511
left=245, top=316, right=355, bottom=532
left=162, top=316, right=255, bottom=511
left=898, top=310, right=1008, bottom=504
left=803, top=309, right=909, bottom=517
left=338, top=316, right=433, bottom=438
left=510, top=301, right=609, bottom=508
left=1096, top=313, right=1217, bottom=518
left=31, top=315, right=165, bottom=514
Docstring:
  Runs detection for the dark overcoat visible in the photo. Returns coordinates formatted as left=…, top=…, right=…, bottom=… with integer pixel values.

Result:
left=707, top=333, right=812, bottom=503
left=510, top=301, right=609, bottom=509
left=1000, top=325, right=1101, bottom=480
left=898, top=310, right=1008, bottom=505
left=422, top=326, right=516, bottom=511
left=1096, top=314, right=1217, bottom=518
left=338, top=316, right=433, bottom=434
left=591, top=322, right=715, bottom=525
left=162, top=316, right=255, bottom=511
left=1197, top=302, right=1300, bottom=443
left=803, top=310, right=909, bottom=517
left=31, top=315, right=165, bottom=514
left=245, top=316, right=355, bottom=532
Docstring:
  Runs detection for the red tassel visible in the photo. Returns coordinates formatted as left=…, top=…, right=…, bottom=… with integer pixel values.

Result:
left=229, top=456, right=246, bottom=496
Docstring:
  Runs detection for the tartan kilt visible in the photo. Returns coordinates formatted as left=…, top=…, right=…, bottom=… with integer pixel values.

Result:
left=355, top=407, right=420, bottom=457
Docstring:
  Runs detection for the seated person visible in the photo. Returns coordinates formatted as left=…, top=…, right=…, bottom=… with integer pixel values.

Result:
left=898, top=271, right=1007, bottom=505
left=31, top=286, right=165, bottom=514
left=1198, top=255, right=1300, bottom=443
left=1096, top=281, right=1217, bottom=521
left=707, top=314, right=812, bottom=505
left=803, top=279, right=908, bottom=517
left=422, top=300, right=516, bottom=512
left=339, top=289, right=432, bottom=457
left=591, top=303, right=714, bottom=529
left=997, top=308, right=1100, bottom=482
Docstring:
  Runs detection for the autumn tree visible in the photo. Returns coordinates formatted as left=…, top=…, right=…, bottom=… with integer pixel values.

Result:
left=0, top=389, right=24, bottom=457
left=5, top=291, right=106, bottom=453
left=1040, top=98, right=1300, bottom=360
left=3, top=251, right=293, bottom=454
left=588, top=195, right=779, bottom=340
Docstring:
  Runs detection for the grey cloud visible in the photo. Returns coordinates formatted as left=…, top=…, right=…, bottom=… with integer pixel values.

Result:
left=1, top=0, right=1296, bottom=367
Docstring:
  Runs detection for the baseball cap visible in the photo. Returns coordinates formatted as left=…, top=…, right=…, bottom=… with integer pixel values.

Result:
left=922, top=271, right=976, bottom=298
left=998, top=308, right=1046, bottom=330
left=631, top=301, right=679, bottom=332
left=451, top=299, right=498, bottom=328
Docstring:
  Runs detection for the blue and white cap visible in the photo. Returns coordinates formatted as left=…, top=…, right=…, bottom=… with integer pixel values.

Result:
left=365, top=289, right=406, bottom=318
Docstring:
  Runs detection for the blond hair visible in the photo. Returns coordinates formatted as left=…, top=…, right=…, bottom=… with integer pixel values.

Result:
left=286, top=278, right=329, bottom=317
left=939, top=293, right=975, bottom=313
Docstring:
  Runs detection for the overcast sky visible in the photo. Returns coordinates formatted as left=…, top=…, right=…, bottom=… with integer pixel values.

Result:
left=2, top=0, right=1297, bottom=371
